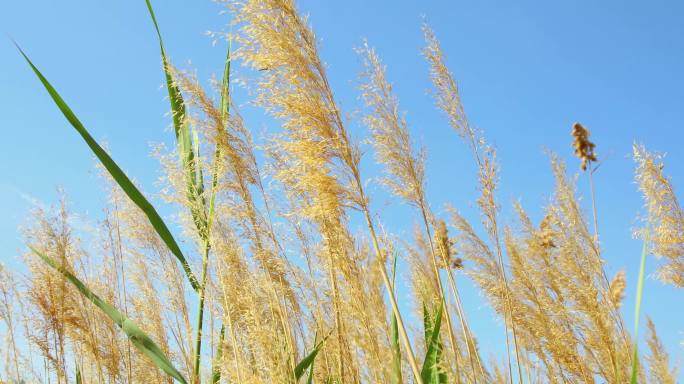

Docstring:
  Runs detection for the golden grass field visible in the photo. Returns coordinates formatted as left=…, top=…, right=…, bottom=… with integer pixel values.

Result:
left=1, top=0, right=682, bottom=383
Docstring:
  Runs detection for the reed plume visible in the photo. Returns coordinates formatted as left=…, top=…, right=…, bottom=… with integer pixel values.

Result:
left=572, top=123, right=597, bottom=172
left=645, top=317, right=678, bottom=384
left=608, top=271, right=627, bottom=309
left=231, top=0, right=424, bottom=381
left=634, top=144, right=684, bottom=287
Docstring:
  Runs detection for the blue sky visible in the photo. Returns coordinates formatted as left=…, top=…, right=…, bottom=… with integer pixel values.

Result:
left=2, top=0, right=683, bottom=380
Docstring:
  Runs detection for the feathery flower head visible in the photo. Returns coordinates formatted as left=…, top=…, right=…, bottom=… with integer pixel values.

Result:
left=634, top=144, right=684, bottom=287
left=608, top=270, right=626, bottom=308
left=434, top=219, right=461, bottom=269
left=538, top=214, right=556, bottom=249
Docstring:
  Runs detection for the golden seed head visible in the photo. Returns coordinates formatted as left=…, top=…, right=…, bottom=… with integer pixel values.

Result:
left=539, top=214, right=556, bottom=248
left=435, top=220, right=451, bottom=254
left=435, top=219, right=461, bottom=269
left=572, top=122, right=597, bottom=171
left=450, top=257, right=464, bottom=269
left=608, top=270, right=626, bottom=308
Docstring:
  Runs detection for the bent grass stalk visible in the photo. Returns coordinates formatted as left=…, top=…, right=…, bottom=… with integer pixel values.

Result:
left=332, top=56, right=423, bottom=382
left=421, top=24, right=523, bottom=382
left=358, top=43, right=469, bottom=381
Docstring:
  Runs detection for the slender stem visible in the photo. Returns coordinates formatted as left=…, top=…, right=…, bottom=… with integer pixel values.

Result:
left=0, top=288, right=21, bottom=380
left=193, top=40, right=231, bottom=384
left=112, top=200, right=133, bottom=383
left=438, top=235, right=487, bottom=381
left=588, top=162, right=628, bottom=351
left=211, top=325, right=225, bottom=383
left=492, top=223, right=524, bottom=384
left=192, top=159, right=221, bottom=383
left=463, top=133, right=518, bottom=383
left=317, top=47, right=422, bottom=382
left=362, top=207, right=423, bottom=384
left=327, top=103, right=422, bottom=381
left=193, top=239, right=211, bottom=383
left=325, top=246, right=345, bottom=381
left=588, top=162, right=599, bottom=243
left=192, top=158, right=218, bottom=383
left=216, top=267, right=243, bottom=383
left=468, top=133, right=522, bottom=384
left=445, top=259, right=486, bottom=380
left=192, top=126, right=220, bottom=384
left=418, top=208, right=463, bottom=382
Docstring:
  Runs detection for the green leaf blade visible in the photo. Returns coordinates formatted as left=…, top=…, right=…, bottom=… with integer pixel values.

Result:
left=145, top=0, right=208, bottom=241
left=630, top=238, right=649, bottom=384
left=390, top=255, right=403, bottom=384
left=211, top=325, right=226, bottom=384
left=295, top=334, right=329, bottom=381
left=31, top=247, right=188, bottom=384
left=421, top=302, right=447, bottom=384
left=16, top=45, right=200, bottom=292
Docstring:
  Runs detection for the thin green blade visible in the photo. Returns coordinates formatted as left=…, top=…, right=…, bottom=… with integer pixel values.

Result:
left=75, top=362, right=82, bottom=384
left=421, top=302, right=447, bottom=384
left=294, top=343, right=322, bottom=381
left=220, top=37, right=232, bottom=126
left=630, top=238, right=649, bottom=384
left=306, top=356, right=316, bottom=384
left=31, top=246, right=188, bottom=384
left=16, top=45, right=199, bottom=292
left=145, top=0, right=207, bottom=240
left=208, top=39, right=233, bottom=234
left=305, top=333, right=319, bottom=384
left=211, top=324, right=226, bottom=384
left=208, top=44, right=232, bottom=384
left=390, top=254, right=403, bottom=384
left=295, top=334, right=330, bottom=381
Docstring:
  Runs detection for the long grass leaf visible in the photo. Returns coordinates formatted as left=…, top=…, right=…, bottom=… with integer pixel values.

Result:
left=194, top=39, right=233, bottom=384
left=30, top=246, right=188, bottom=384
left=295, top=333, right=330, bottom=381
left=145, top=0, right=207, bottom=240
left=630, top=237, right=649, bottom=384
left=390, top=254, right=403, bottom=384
left=220, top=37, right=232, bottom=126
left=294, top=344, right=322, bottom=381
left=208, top=38, right=232, bottom=232
left=211, top=324, right=225, bottom=384
left=16, top=44, right=200, bottom=292
left=421, top=302, right=447, bottom=384
left=306, top=356, right=316, bottom=384
left=305, top=332, right=319, bottom=384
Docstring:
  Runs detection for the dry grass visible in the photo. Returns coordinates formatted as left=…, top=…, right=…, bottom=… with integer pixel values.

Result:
left=3, top=0, right=681, bottom=383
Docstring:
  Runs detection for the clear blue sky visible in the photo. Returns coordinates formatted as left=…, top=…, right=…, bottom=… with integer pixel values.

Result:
left=2, top=0, right=683, bottom=379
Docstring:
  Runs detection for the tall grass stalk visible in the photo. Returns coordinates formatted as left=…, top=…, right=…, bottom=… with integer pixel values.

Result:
left=192, top=39, right=232, bottom=384
left=421, top=24, right=524, bottom=383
